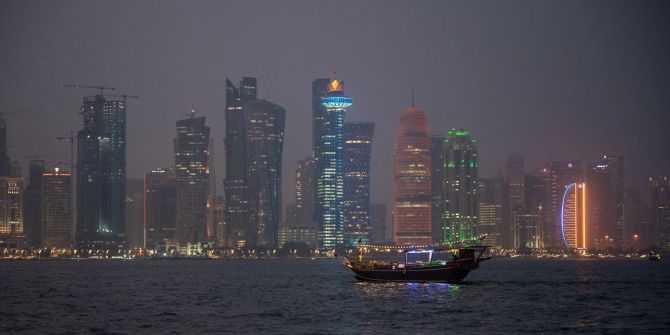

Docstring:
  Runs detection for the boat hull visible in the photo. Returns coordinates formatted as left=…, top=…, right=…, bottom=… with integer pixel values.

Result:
left=347, top=259, right=479, bottom=283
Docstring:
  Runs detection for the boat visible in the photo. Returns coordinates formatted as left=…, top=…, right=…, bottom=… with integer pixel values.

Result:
left=340, top=241, right=490, bottom=283
left=648, top=251, right=661, bottom=261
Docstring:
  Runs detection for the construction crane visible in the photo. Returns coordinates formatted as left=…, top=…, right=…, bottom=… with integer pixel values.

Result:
left=58, top=84, right=116, bottom=96
left=105, top=94, right=140, bottom=101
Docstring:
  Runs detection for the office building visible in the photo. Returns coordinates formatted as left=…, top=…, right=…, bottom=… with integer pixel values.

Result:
left=343, top=122, right=374, bottom=246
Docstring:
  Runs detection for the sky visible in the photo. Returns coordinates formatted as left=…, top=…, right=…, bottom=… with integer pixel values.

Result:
left=1, top=0, right=669, bottom=211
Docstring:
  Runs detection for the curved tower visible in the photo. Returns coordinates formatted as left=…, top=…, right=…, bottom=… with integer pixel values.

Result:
left=316, top=75, right=352, bottom=250
left=394, top=105, right=431, bottom=245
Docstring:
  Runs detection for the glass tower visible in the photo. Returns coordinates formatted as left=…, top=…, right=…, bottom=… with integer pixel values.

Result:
left=174, top=110, right=210, bottom=244
left=245, top=99, right=286, bottom=249
left=443, top=128, right=478, bottom=243
left=316, top=76, right=351, bottom=250
left=76, top=95, right=126, bottom=246
left=343, top=122, right=374, bottom=246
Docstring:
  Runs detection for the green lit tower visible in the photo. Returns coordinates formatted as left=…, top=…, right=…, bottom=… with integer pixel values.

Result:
left=442, top=128, right=478, bottom=243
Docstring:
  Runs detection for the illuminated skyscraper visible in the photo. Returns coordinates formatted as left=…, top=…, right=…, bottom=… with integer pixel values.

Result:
left=295, top=157, right=316, bottom=228
left=245, top=99, right=286, bottom=249
left=506, top=154, right=525, bottom=248
left=224, top=77, right=255, bottom=248
left=144, top=168, right=177, bottom=249
left=315, top=75, right=351, bottom=249
left=443, top=128, right=478, bottom=243
left=536, top=161, right=583, bottom=248
left=42, top=167, right=72, bottom=248
left=430, top=135, right=445, bottom=244
left=371, top=203, right=388, bottom=243
left=343, top=122, right=374, bottom=246
left=650, top=176, right=670, bottom=248
left=394, top=105, right=431, bottom=245
left=560, top=182, right=588, bottom=249
left=478, top=176, right=508, bottom=248
left=174, top=109, right=210, bottom=244
left=587, top=154, right=624, bottom=247
left=76, top=95, right=127, bottom=246
left=0, top=177, right=23, bottom=237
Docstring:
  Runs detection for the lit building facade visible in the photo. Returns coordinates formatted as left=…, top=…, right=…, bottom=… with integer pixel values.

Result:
left=295, top=157, right=316, bottom=228
left=224, top=77, right=256, bottom=248
left=343, top=122, right=375, bottom=246
left=76, top=95, right=127, bottom=246
left=650, top=176, right=670, bottom=248
left=315, top=76, right=350, bottom=249
left=560, top=182, right=588, bottom=249
left=174, top=110, right=210, bottom=244
left=144, top=168, right=177, bottom=248
left=245, top=99, right=286, bottom=249
left=478, top=176, right=508, bottom=248
left=430, top=135, right=445, bottom=244
left=443, top=128, right=478, bottom=243
left=394, top=105, right=431, bottom=245
left=42, top=168, right=72, bottom=248
left=0, top=177, right=23, bottom=236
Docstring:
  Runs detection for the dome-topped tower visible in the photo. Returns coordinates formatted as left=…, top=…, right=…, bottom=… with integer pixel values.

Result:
left=394, top=104, right=431, bottom=245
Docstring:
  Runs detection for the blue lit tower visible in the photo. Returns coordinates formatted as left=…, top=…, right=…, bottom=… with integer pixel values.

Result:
left=316, top=75, right=351, bottom=250
left=343, top=122, right=374, bottom=246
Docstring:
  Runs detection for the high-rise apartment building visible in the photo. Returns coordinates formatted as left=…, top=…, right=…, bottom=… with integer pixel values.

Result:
left=174, top=110, right=210, bottom=244
left=144, top=168, right=177, bottom=249
left=0, top=177, right=23, bottom=237
left=343, top=122, right=374, bottom=246
left=295, top=157, right=316, bottom=228
left=76, top=95, right=127, bottom=246
left=443, top=128, right=478, bottom=243
left=478, top=176, right=508, bottom=248
left=42, top=167, right=72, bottom=248
left=394, top=105, right=431, bottom=245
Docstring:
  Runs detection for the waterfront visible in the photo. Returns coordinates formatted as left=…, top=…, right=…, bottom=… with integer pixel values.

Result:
left=2, top=258, right=669, bottom=334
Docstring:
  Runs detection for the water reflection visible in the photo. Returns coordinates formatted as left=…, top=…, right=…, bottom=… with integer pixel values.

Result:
left=353, top=281, right=461, bottom=302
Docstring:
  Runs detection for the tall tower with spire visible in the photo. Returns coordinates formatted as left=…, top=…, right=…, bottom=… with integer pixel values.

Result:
left=315, top=73, right=351, bottom=250
left=394, top=100, right=432, bottom=245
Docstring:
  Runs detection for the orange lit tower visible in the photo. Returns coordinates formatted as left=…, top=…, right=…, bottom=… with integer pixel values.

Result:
left=394, top=104, right=431, bottom=245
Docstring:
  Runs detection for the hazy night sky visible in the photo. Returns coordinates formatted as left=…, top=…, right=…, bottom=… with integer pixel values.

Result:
left=2, top=0, right=669, bottom=211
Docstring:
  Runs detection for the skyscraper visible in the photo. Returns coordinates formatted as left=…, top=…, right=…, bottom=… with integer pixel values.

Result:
left=514, top=174, right=545, bottom=249
left=295, top=157, right=316, bottom=228
left=650, top=176, right=670, bottom=248
left=144, top=168, right=177, bottom=249
left=343, top=122, right=374, bottom=246
left=42, top=167, right=72, bottom=248
left=174, top=109, right=210, bottom=245
left=23, top=160, right=45, bottom=247
left=623, top=187, right=648, bottom=248
left=533, top=161, right=584, bottom=248
left=245, top=99, right=286, bottom=249
left=478, top=176, right=508, bottom=248
left=506, top=154, right=525, bottom=248
left=588, top=154, right=624, bottom=247
left=394, top=105, right=431, bottom=245
left=315, top=76, right=350, bottom=249
left=312, top=78, right=331, bottom=158
left=443, top=128, right=478, bottom=243
left=224, top=77, right=255, bottom=248
left=0, top=116, right=9, bottom=177
left=125, top=178, right=144, bottom=248
left=430, top=135, right=445, bottom=244
left=0, top=177, right=23, bottom=238
left=76, top=95, right=127, bottom=246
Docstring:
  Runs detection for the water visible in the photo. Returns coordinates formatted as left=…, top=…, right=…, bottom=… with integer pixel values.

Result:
left=2, top=258, right=669, bottom=334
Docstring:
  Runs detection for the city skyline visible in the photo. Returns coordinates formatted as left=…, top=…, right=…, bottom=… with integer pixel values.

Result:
left=2, top=1, right=668, bottom=218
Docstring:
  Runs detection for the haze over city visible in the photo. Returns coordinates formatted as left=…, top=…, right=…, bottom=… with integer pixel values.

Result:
left=2, top=0, right=668, bottom=211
